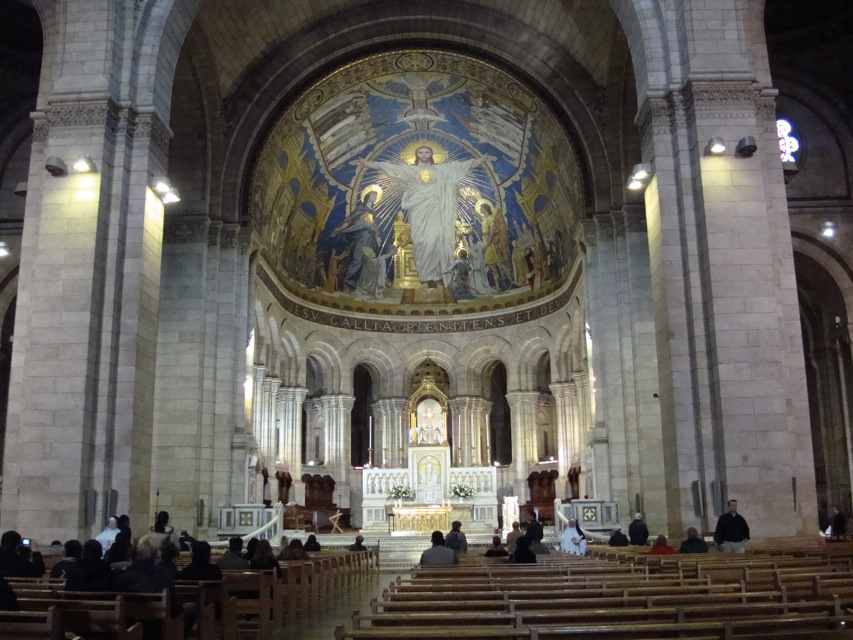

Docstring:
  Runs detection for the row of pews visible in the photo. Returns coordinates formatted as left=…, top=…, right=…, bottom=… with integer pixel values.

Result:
left=0, top=547, right=376, bottom=639
left=335, top=542, right=853, bottom=640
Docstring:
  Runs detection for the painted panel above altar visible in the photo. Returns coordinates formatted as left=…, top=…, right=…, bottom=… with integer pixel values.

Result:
left=249, top=49, right=584, bottom=324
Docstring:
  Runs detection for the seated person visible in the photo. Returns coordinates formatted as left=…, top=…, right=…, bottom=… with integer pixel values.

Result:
left=278, top=538, right=309, bottom=561
left=679, top=527, right=709, bottom=553
left=0, top=531, right=45, bottom=578
left=484, top=536, right=509, bottom=557
left=158, top=542, right=180, bottom=580
left=648, top=534, right=675, bottom=555
left=347, top=535, right=367, bottom=552
left=609, top=526, right=629, bottom=547
left=179, top=541, right=223, bottom=581
left=419, top=531, right=458, bottom=566
left=65, top=540, right=113, bottom=592
left=50, top=539, right=82, bottom=579
left=506, top=521, right=522, bottom=554
left=303, top=534, right=321, bottom=552
left=508, top=536, right=537, bottom=563
left=561, top=518, right=587, bottom=556
left=217, top=537, right=249, bottom=569
left=177, top=530, right=197, bottom=552
left=444, top=521, right=468, bottom=553
left=249, top=540, right=280, bottom=578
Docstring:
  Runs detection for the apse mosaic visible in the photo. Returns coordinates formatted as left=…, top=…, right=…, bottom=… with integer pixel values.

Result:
left=250, top=50, right=584, bottom=315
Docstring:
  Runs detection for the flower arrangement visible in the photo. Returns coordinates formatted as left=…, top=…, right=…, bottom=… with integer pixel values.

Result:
left=387, top=483, right=415, bottom=500
left=449, top=483, right=475, bottom=499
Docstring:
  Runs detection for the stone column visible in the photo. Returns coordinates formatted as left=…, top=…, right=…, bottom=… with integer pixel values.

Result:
left=260, top=377, right=279, bottom=465
left=318, top=394, right=355, bottom=487
left=373, top=398, right=407, bottom=468
left=302, top=398, right=321, bottom=464
left=278, top=386, right=307, bottom=503
left=506, top=391, right=539, bottom=501
left=550, top=381, right=575, bottom=498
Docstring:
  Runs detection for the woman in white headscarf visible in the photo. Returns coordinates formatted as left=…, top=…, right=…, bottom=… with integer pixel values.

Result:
left=95, top=516, right=119, bottom=551
left=561, top=518, right=587, bottom=556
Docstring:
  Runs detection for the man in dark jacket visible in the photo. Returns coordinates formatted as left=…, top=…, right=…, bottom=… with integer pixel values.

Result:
left=608, top=526, right=629, bottom=547
left=714, top=499, right=750, bottom=553
left=628, top=513, right=649, bottom=545
left=0, top=531, right=45, bottom=578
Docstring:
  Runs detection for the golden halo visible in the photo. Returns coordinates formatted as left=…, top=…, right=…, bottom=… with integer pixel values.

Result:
left=474, top=198, right=494, bottom=217
left=401, top=140, right=446, bottom=165
left=359, top=184, right=383, bottom=204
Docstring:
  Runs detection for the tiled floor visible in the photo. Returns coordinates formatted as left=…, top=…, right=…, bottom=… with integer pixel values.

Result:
left=270, top=570, right=406, bottom=640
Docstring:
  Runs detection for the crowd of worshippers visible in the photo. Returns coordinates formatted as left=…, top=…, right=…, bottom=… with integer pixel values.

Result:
left=0, top=510, right=371, bottom=636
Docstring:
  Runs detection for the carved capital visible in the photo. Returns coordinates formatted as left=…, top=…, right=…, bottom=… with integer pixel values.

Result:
left=594, top=214, right=613, bottom=242
left=623, top=205, right=647, bottom=233
left=579, top=219, right=597, bottom=249
left=610, top=211, right=625, bottom=239
left=688, top=81, right=757, bottom=122
left=134, top=111, right=172, bottom=157
left=163, top=216, right=208, bottom=245
left=46, top=99, right=120, bottom=135
left=221, top=225, right=240, bottom=250
left=31, top=114, right=49, bottom=143
left=208, top=221, right=222, bottom=247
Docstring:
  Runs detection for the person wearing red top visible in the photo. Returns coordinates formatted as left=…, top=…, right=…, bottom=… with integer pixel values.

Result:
left=648, top=534, right=675, bottom=555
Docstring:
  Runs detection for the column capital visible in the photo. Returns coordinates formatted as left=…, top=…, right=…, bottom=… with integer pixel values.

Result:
left=253, top=364, right=267, bottom=383
left=263, top=377, right=280, bottom=391
left=505, top=390, right=541, bottom=408
left=318, top=394, right=355, bottom=411
left=277, top=386, right=308, bottom=403
left=549, top=381, right=577, bottom=399
left=372, top=397, right=408, bottom=415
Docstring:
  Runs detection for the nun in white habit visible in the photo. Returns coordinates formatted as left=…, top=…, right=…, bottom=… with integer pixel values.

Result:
left=95, top=516, right=120, bottom=551
left=561, top=518, right=587, bottom=555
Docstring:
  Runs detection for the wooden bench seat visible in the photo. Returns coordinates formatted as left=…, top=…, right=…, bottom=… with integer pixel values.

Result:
left=334, top=624, right=531, bottom=640
left=0, top=608, right=61, bottom=640
left=352, top=609, right=518, bottom=628
left=17, top=595, right=144, bottom=640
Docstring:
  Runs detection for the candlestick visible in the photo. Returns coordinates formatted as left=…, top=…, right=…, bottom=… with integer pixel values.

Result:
left=368, top=415, right=373, bottom=452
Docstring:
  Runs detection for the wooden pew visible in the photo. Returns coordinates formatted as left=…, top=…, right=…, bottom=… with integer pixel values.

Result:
left=17, top=595, right=144, bottom=640
left=174, top=580, right=237, bottom=640
left=0, top=608, right=62, bottom=640
left=222, top=570, right=278, bottom=639
left=334, top=625, right=532, bottom=640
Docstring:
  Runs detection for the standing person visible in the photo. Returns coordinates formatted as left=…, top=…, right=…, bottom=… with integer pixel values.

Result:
left=714, top=499, right=750, bottom=553
left=444, top=521, right=468, bottom=553
left=831, top=505, right=847, bottom=538
left=679, top=527, right=709, bottom=553
left=629, top=513, right=649, bottom=546
left=354, top=146, right=492, bottom=288
left=525, top=510, right=544, bottom=543
left=419, top=531, right=457, bottom=566
left=608, top=526, right=629, bottom=547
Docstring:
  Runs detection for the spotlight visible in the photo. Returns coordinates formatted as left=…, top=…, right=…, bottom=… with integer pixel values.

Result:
left=735, top=136, right=757, bottom=157
left=152, top=176, right=172, bottom=194
left=72, top=156, right=96, bottom=173
left=45, top=156, right=68, bottom=177
left=820, top=221, right=836, bottom=238
left=627, top=178, right=644, bottom=191
left=782, top=161, right=799, bottom=177
left=162, top=188, right=181, bottom=204
left=13, top=182, right=27, bottom=197
left=706, top=137, right=726, bottom=155
left=631, top=163, right=652, bottom=180
left=0, top=242, right=10, bottom=257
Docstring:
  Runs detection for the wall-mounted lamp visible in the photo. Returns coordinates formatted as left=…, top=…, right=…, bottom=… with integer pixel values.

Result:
left=152, top=176, right=181, bottom=204
left=706, top=137, right=726, bottom=155
left=782, top=161, right=799, bottom=177
left=72, top=155, right=97, bottom=173
left=627, top=162, right=653, bottom=191
left=14, top=182, right=27, bottom=197
left=45, top=156, right=68, bottom=177
left=820, top=221, right=836, bottom=238
left=0, top=242, right=10, bottom=258
left=735, top=136, right=758, bottom=157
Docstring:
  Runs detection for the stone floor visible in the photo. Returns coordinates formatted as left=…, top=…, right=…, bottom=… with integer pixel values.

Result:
left=270, top=570, right=406, bottom=640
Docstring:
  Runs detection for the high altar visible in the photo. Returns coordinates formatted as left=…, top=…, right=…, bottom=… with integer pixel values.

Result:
left=361, top=377, right=498, bottom=532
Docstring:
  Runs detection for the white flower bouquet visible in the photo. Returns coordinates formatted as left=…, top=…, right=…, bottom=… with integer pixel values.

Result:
left=388, top=483, right=415, bottom=500
left=449, top=483, right=475, bottom=498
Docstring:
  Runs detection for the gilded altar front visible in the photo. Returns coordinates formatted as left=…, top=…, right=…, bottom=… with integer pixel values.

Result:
left=392, top=505, right=453, bottom=532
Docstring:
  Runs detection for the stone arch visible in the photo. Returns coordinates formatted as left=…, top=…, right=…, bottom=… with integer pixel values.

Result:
left=278, top=327, right=303, bottom=387
left=510, top=327, right=553, bottom=391
left=605, top=0, right=670, bottom=103
left=344, top=339, right=400, bottom=399
left=303, top=331, right=346, bottom=394
left=454, top=336, right=512, bottom=397
left=792, top=235, right=853, bottom=328
left=551, top=312, right=575, bottom=381
left=398, top=340, right=459, bottom=396
left=252, top=298, right=271, bottom=364
left=134, top=0, right=204, bottom=118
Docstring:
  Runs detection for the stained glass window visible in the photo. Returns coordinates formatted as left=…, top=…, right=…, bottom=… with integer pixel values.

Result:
left=777, top=119, right=799, bottom=162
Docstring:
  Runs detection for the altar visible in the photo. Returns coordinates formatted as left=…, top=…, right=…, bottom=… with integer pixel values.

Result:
left=389, top=504, right=454, bottom=533
left=360, top=376, right=499, bottom=531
